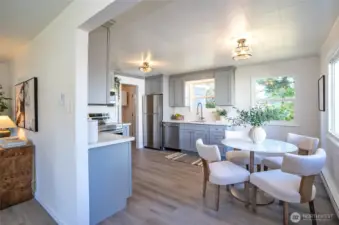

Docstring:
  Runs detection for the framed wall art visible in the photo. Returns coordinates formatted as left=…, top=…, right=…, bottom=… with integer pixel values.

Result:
left=318, top=75, right=325, bottom=112
left=15, top=77, right=38, bottom=131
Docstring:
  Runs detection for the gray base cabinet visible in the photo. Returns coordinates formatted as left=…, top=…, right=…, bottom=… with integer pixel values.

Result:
left=163, top=123, right=230, bottom=156
left=89, top=142, right=132, bottom=225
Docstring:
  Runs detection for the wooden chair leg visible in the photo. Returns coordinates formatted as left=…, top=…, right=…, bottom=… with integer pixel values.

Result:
left=202, top=178, right=207, bottom=197
left=215, top=185, right=220, bottom=211
left=264, top=165, right=268, bottom=171
left=309, top=200, right=317, bottom=225
left=257, top=165, right=261, bottom=172
left=283, top=202, right=289, bottom=225
left=244, top=181, right=250, bottom=207
left=252, top=185, right=257, bottom=212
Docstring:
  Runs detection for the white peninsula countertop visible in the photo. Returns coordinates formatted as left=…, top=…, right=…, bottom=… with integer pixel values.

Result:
left=88, top=132, right=135, bottom=149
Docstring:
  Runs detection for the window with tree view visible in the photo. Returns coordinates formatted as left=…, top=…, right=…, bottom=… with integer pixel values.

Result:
left=254, top=76, right=295, bottom=121
left=185, top=79, right=215, bottom=109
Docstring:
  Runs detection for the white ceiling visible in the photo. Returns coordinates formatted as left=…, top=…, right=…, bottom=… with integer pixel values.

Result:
left=109, top=0, right=339, bottom=76
left=0, top=0, right=72, bottom=61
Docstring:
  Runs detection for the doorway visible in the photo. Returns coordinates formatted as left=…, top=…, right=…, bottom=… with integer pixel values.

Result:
left=121, top=84, right=137, bottom=139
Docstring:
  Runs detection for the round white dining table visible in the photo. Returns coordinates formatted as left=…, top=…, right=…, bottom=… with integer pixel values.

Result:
left=221, top=138, right=298, bottom=205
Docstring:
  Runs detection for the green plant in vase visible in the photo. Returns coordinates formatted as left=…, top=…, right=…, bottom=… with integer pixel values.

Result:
left=0, top=84, right=11, bottom=114
left=215, top=108, right=228, bottom=121
left=233, top=105, right=283, bottom=143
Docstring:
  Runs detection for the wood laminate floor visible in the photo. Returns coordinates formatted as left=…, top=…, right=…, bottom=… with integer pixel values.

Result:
left=0, top=148, right=338, bottom=225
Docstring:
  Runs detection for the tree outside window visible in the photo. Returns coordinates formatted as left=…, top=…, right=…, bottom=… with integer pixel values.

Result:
left=254, top=76, right=295, bottom=121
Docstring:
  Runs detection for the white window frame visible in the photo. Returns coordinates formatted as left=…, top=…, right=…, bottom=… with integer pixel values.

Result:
left=185, top=78, right=216, bottom=111
left=328, top=54, right=339, bottom=139
left=251, top=76, right=298, bottom=127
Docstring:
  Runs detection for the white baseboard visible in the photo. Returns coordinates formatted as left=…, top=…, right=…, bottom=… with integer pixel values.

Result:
left=35, top=195, right=65, bottom=225
left=320, top=169, right=339, bottom=218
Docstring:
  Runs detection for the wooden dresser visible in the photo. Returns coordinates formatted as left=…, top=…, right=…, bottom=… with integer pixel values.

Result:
left=0, top=143, right=34, bottom=210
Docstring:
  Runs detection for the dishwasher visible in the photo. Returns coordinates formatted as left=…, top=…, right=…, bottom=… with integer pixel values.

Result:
left=163, top=122, right=180, bottom=150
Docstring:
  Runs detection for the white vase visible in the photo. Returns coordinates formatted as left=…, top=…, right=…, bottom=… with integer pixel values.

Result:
left=249, top=126, right=266, bottom=144
left=220, top=116, right=226, bottom=122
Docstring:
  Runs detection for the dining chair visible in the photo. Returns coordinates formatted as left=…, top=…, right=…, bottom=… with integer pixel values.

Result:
left=196, top=139, right=250, bottom=211
left=262, top=133, right=319, bottom=170
left=225, top=130, right=262, bottom=171
left=250, top=148, right=326, bottom=225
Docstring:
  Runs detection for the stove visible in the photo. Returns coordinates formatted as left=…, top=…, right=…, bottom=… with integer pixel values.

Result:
left=88, top=113, right=123, bottom=134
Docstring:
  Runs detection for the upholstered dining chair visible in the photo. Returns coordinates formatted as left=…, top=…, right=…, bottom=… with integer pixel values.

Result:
left=262, top=133, right=319, bottom=170
left=196, top=139, right=250, bottom=211
left=250, top=148, right=326, bottom=225
left=225, top=130, right=262, bottom=171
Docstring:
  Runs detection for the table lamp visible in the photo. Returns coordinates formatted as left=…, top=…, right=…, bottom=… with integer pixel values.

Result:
left=0, top=116, right=17, bottom=138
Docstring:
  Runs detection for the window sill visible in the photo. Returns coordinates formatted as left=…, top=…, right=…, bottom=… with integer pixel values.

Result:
left=327, top=132, right=339, bottom=145
left=265, top=121, right=299, bottom=127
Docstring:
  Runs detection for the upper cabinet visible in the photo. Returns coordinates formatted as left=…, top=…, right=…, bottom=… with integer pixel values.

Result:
left=88, top=26, right=112, bottom=105
left=145, top=75, right=163, bottom=95
left=214, top=68, right=235, bottom=106
left=169, top=77, right=185, bottom=107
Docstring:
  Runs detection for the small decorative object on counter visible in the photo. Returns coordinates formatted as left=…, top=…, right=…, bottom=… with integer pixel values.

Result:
left=171, top=113, right=184, bottom=120
left=215, top=108, right=228, bottom=121
left=232, top=105, right=284, bottom=144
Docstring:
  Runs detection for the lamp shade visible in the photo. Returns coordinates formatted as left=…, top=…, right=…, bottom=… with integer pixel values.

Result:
left=0, top=116, right=17, bottom=129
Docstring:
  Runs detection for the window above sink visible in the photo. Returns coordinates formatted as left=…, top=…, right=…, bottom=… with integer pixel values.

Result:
left=185, top=78, right=215, bottom=110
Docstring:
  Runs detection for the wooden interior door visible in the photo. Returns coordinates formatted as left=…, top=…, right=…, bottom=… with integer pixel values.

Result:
left=121, top=84, right=137, bottom=137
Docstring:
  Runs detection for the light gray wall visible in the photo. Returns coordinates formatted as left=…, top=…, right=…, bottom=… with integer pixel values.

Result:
left=173, top=56, right=320, bottom=141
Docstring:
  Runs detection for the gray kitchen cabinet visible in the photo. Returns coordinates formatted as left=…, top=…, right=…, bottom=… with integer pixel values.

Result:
left=179, top=124, right=209, bottom=152
left=145, top=75, right=163, bottom=95
left=169, top=77, right=185, bottom=107
left=88, top=26, right=112, bottom=105
left=180, top=129, right=194, bottom=151
left=214, top=68, right=235, bottom=106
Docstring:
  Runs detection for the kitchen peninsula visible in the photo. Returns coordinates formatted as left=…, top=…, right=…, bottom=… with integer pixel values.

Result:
left=88, top=132, right=135, bottom=225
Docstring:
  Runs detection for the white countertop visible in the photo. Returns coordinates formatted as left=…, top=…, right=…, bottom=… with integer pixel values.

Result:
left=221, top=139, right=298, bottom=154
left=123, top=123, right=131, bottom=126
left=88, top=133, right=135, bottom=149
left=162, top=120, right=232, bottom=126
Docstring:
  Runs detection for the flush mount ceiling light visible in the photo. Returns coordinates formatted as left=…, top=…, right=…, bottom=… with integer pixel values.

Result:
left=139, top=62, right=152, bottom=73
left=232, top=38, right=252, bottom=61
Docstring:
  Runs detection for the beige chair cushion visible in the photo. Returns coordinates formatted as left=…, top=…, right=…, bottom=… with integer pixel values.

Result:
left=250, top=170, right=316, bottom=203
left=262, top=156, right=284, bottom=169
left=226, top=151, right=262, bottom=165
left=209, top=161, right=250, bottom=185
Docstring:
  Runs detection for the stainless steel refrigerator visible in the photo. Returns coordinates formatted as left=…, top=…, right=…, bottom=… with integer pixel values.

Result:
left=143, top=94, right=163, bottom=149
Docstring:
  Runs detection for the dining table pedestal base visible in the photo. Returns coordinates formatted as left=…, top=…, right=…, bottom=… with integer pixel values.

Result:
left=230, top=183, right=275, bottom=206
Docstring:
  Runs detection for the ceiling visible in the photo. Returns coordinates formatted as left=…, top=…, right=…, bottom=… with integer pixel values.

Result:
left=109, top=0, right=339, bottom=76
left=0, top=0, right=72, bottom=61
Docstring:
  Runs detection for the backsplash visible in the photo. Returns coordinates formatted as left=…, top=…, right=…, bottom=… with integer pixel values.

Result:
left=172, top=106, right=237, bottom=121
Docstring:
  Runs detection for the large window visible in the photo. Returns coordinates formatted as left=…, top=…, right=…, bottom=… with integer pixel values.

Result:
left=329, top=57, right=339, bottom=137
left=185, top=79, right=215, bottom=109
left=253, top=76, right=296, bottom=122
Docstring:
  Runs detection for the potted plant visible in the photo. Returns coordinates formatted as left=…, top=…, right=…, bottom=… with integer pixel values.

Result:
left=215, top=108, right=228, bottom=121
left=233, top=105, right=283, bottom=144
left=0, top=84, right=11, bottom=115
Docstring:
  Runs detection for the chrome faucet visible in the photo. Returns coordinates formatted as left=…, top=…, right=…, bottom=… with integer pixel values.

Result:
left=196, top=103, right=204, bottom=121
